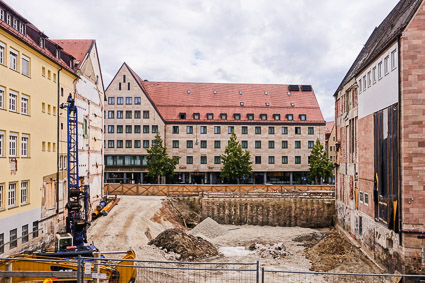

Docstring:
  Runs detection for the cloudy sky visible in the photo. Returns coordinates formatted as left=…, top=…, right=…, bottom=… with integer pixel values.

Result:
left=8, top=0, right=399, bottom=121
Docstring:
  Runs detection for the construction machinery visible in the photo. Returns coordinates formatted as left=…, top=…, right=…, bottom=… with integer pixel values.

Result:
left=0, top=95, right=136, bottom=282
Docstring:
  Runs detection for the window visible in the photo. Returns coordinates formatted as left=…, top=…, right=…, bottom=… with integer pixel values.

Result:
left=186, top=140, right=193, bottom=148
left=143, top=140, right=149, bottom=148
left=143, top=125, right=149, bottom=133
left=0, top=9, right=3, bottom=21
left=295, top=127, right=301, bottom=134
left=308, top=127, right=314, bottom=135
left=107, top=97, right=115, bottom=105
left=295, top=156, right=301, bottom=164
left=119, top=82, right=122, bottom=90
left=200, top=140, right=207, bottom=148
left=260, top=114, right=267, bottom=120
left=268, top=141, right=275, bottom=149
left=282, top=140, right=288, bottom=149
left=255, top=141, right=261, bottom=149
left=391, top=50, right=397, bottom=69
left=186, top=126, right=193, bottom=134
left=273, top=114, right=280, bottom=120
left=234, top=113, right=241, bottom=120
left=9, top=49, right=17, bottom=70
left=367, top=71, right=371, bottom=88
left=363, top=75, right=366, bottom=90
left=107, top=125, right=114, bottom=133
left=0, top=132, right=3, bottom=157
left=8, top=183, right=16, bottom=207
left=125, top=110, right=132, bottom=119
left=287, top=114, right=293, bottom=121
left=134, top=97, right=141, bottom=105
left=201, top=156, right=207, bottom=164
left=21, top=135, right=28, bottom=157
left=241, top=140, right=248, bottom=149
left=358, top=79, right=362, bottom=93
left=193, top=113, right=200, bottom=120
left=0, top=43, right=4, bottom=65
left=9, top=134, right=17, bottom=156
left=187, top=156, right=193, bottom=164
left=22, top=55, right=30, bottom=76
left=12, top=18, right=17, bottom=29
left=116, top=111, right=123, bottom=119
left=134, top=111, right=141, bottom=119
left=299, top=114, right=306, bottom=121
left=0, top=184, right=3, bottom=209
left=372, top=67, right=376, bottom=83
left=32, top=221, right=39, bottom=238
left=179, top=113, right=186, bottom=120
left=117, top=140, right=123, bottom=148
left=126, top=125, right=132, bottom=133
left=308, top=141, right=314, bottom=149
left=173, top=126, right=179, bottom=134
left=295, top=141, right=301, bottom=149
left=207, top=113, right=214, bottom=120
left=200, top=126, right=207, bottom=134
left=247, top=114, right=254, bottom=120
left=364, top=193, right=369, bottom=206
left=108, top=111, right=114, bottom=119
left=126, top=97, right=132, bottom=105
left=214, top=126, right=221, bottom=134
left=134, top=140, right=141, bottom=148
left=255, top=156, right=261, bottom=164
left=282, top=127, right=288, bottom=134
left=214, top=140, right=221, bottom=148
left=6, top=13, right=11, bottom=25
left=117, top=97, right=123, bottom=105
left=10, top=229, right=17, bottom=249
left=228, top=126, right=234, bottom=134
left=123, top=75, right=126, bottom=83
left=241, top=126, right=248, bottom=134
left=378, top=62, right=382, bottom=79
left=0, top=87, right=4, bottom=109
left=20, top=94, right=29, bottom=114
left=143, top=111, right=149, bottom=119
left=108, top=140, right=114, bottom=148
left=282, top=156, right=288, bottom=164
left=172, top=140, right=179, bottom=148
left=9, top=91, right=17, bottom=112
left=255, top=127, right=261, bottom=134
left=21, top=181, right=28, bottom=204
left=268, top=127, right=275, bottom=134
left=220, top=113, right=227, bottom=120
left=117, top=125, right=123, bottom=133
left=128, top=82, right=131, bottom=90
left=384, top=56, right=389, bottom=74
left=152, top=125, right=158, bottom=133
left=125, top=140, right=132, bottom=148
left=268, top=156, right=275, bottom=164
left=214, top=156, right=221, bottom=164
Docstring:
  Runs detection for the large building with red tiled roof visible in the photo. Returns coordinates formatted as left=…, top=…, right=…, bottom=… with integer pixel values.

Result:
left=104, top=63, right=326, bottom=184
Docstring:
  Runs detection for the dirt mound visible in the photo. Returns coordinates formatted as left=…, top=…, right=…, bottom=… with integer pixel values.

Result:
left=293, top=232, right=325, bottom=248
left=149, top=228, right=218, bottom=260
left=189, top=217, right=226, bottom=239
left=248, top=242, right=289, bottom=259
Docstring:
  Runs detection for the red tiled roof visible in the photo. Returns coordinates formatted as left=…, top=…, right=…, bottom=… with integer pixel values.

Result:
left=52, top=39, right=93, bottom=67
left=140, top=81, right=325, bottom=124
left=325, top=121, right=334, bottom=134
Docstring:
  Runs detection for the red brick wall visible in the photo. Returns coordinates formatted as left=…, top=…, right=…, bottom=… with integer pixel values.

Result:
left=358, top=114, right=375, bottom=217
left=401, top=2, right=425, bottom=233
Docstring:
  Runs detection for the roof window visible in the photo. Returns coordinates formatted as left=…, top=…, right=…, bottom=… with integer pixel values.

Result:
left=207, top=113, right=214, bottom=120
left=247, top=114, right=254, bottom=120
left=264, top=91, right=268, bottom=95
left=213, top=90, right=217, bottom=94
left=287, top=92, right=291, bottom=96
left=260, top=114, right=267, bottom=121
left=239, top=90, right=243, bottom=95
left=220, top=113, right=227, bottom=120
left=290, top=103, right=295, bottom=107
left=179, top=113, right=186, bottom=120
left=300, top=114, right=306, bottom=121
left=265, top=102, right=270, bottom=107
left=287, top=114, right=293, bottom=121
left=193, top=113, right=200, bottom=120
left=187, top=90, right=191, bottom=94
left=288, top=85, right=299, bottom=91
left=240, top=102, right=244, bottom=106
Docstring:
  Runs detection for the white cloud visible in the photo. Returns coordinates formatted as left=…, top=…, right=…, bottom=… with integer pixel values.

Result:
left=7, top=0, right=400, bottom=121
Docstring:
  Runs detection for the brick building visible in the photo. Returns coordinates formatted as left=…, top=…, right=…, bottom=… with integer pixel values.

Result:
left=325, top=121, right=335, bottom=162
left=334, top=0, right=425, bottom=273
left=104, top=63, right=326, bottom=184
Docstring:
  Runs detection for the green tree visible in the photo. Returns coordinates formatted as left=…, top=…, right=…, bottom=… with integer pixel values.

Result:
left=146, top=133, right=179, bottom=184
left=220, top=131, right=252, bottom=184
left=309, top=139, right=334, bottom=184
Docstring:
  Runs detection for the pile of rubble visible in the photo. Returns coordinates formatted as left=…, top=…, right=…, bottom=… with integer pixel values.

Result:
left=189, top=217, right=227, bottom=239
left=248, top=242, right=289, bottom=259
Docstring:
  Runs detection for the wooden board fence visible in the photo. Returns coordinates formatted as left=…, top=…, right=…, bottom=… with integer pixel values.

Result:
left=104, top=184, right=335, bottom=196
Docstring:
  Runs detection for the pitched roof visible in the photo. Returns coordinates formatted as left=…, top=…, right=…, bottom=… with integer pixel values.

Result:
left=137, top=79, right=325, bottom=124
left=335, top=0, right=423, bottom=95
left=325, top=121, right=334, bottom=134
left=52, top=39, right=93, bottom=67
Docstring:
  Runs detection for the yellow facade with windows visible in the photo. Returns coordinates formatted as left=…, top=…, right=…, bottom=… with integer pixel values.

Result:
left=0, top=26, right=77, bottom=255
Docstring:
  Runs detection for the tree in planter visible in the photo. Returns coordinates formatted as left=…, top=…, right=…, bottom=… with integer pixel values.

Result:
left=220, top=131, right=252, bottom=184
left=146, top=133, right=180, bottom=184
left=309, top=138, right=334, bottom=184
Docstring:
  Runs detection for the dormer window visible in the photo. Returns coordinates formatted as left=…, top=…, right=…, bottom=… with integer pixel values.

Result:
left=12, top=18, right=17, bottom=30
left=56, top=49, right=60, bottom=59
left=0, top=9, right=4, bottom=21
left=193, top=113, right=200, bottom=120
left=273, top=114, right=280, bottom=121
left=19, top=23, right=25, bottom=34
left=234, top=113, right=241, bottom=120
left=287, top=114, right=293, bottom=121
left=220, top=113, right=227, bottom=120
left=6, top=13, right=11, bottom=25
left=299, top=114, right=306, bottom=121
left=207, top=113, right=214, bottom=120
left=260, top=114, right=267, bottom=121
left=69, top=59, right=73, bottom=69
left=39, top=37, right=45, bottom=49
left=247, top=114, right=254, bottom=120
left=179, top=113, right=186, bottom=120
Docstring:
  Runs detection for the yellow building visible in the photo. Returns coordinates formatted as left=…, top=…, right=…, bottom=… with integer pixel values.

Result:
left=0, top=1, right=77, bottom=255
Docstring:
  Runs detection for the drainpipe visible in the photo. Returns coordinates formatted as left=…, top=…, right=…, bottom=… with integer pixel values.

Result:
left=56, top=67, right=62, bottom=214
left=397, top=35, right=402, bottom=244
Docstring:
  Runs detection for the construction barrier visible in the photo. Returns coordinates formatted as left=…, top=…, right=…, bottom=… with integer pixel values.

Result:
left=103, top=184, right=335, bottom=197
